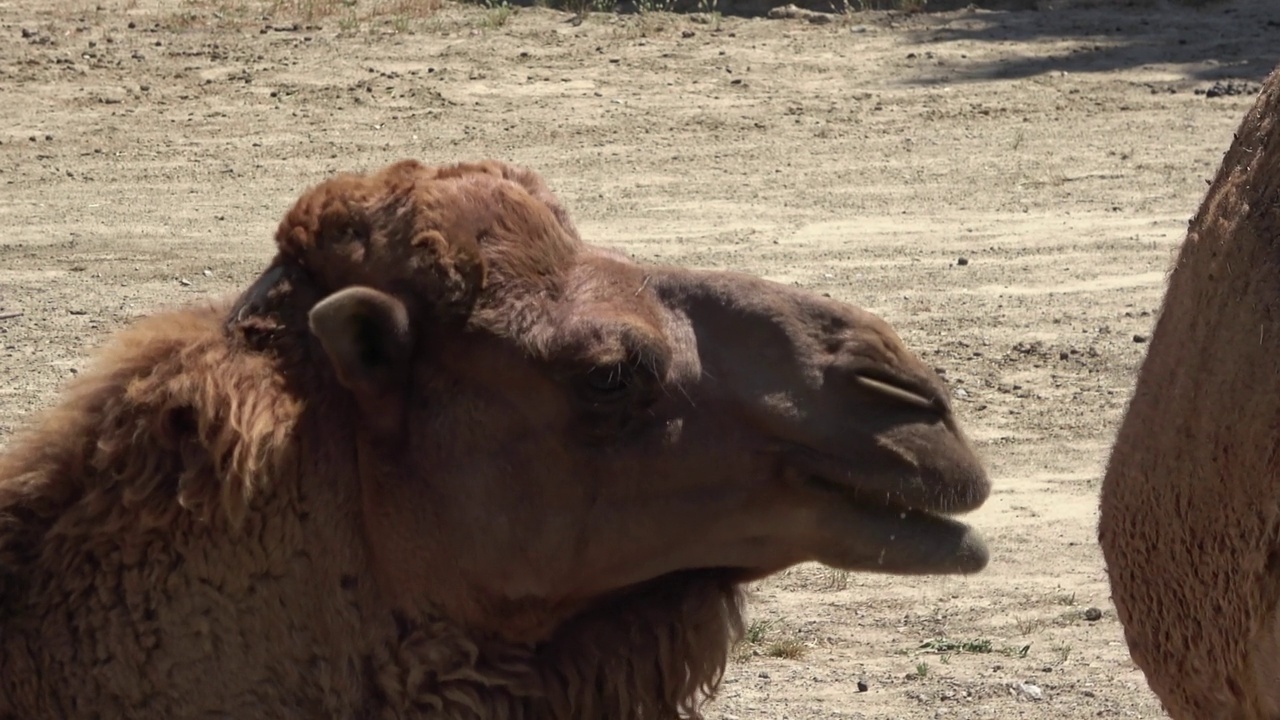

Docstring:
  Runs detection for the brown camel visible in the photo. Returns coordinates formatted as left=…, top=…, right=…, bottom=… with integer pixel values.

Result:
left=0, top=158, right=990, bottom=719
left=1099, top=67, right=1280, bottom=719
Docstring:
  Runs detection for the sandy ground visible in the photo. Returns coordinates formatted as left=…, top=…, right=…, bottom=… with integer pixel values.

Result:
left=2, top=0, right=1278, bottom=716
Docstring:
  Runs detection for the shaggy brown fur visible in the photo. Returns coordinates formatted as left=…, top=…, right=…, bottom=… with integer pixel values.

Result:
left=0, top=158, right=989, bottom=719
left=1099, top=66, right=1280, bottom=720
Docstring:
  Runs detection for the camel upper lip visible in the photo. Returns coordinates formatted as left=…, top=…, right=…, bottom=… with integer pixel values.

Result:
left=802, top=473, right=950, bottom=521
left=784, top=445, right=988, bottom=517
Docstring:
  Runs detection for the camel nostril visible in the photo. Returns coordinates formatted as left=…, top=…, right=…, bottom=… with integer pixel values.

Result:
left=851, top=372, right=943, bottom=414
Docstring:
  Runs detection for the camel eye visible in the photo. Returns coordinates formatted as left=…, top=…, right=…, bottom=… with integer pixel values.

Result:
left=578, top=364, right=633, bottom=404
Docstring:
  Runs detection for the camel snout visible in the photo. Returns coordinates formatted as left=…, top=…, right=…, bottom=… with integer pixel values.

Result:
left=810, top=351, right=990, bottom=516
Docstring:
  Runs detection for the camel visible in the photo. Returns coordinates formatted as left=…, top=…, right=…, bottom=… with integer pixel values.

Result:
left=0, top=158, right=990, bottom=719
left=1099, top=66, right=1280, bottom=719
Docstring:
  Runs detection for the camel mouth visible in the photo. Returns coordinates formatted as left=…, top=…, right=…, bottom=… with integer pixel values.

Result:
left=780, top=446, right=990, bottom=575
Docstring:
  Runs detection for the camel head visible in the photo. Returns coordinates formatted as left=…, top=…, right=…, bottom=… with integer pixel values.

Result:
left=233, top=158, right=990, bottom=643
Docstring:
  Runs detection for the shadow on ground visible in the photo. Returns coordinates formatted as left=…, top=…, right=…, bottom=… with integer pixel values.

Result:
left=904, top=0, right=1279, bottom=84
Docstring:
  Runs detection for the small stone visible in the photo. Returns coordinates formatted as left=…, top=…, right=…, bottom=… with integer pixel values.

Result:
left=1133, top=334, right=1148, bottom=343
left=682, top=29, right=695, bottom=38
left=1084, top=607, right=1103, bottom=622
left=856, top=679, right=869, bottom=692
left=127, top=20, right=136, bottom=28
left=1058, top=351, right=1070, bottom=361
left=96, top=87, right=128, bottom=104
left=1012, top=682, right=1043, bottom=700
left=44, top=134, right=53, bottom=141
left=956, top=257, right=969, bottom=266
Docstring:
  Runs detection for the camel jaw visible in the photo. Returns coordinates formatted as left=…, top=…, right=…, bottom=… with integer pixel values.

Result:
left=782, top=449, right=991, bottom=576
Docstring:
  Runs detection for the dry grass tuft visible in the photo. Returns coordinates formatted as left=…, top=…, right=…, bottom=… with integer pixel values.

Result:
left=765, top=638, right=808, bottom=659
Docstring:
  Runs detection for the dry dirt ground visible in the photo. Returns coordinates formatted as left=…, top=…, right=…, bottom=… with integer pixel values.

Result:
left=2, top=0, right=1278, bottom=716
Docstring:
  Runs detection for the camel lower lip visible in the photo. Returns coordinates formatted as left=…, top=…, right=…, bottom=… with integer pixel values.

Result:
left=803, top=474, right=990, bottom=575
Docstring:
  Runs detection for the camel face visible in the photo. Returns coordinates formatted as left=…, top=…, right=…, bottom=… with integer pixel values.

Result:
left=645, top=264, right=991, bottom=573
left=286, top=159, right=990, bottom=640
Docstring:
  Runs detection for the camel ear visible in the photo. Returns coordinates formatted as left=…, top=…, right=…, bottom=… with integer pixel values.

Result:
left=308, top=286, right=412, bottom=432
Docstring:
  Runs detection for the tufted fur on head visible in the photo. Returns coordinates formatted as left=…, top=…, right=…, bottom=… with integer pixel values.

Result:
left=273, top=159, right=485, bottom=318
left=259, top=159, right=580, bottom=325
